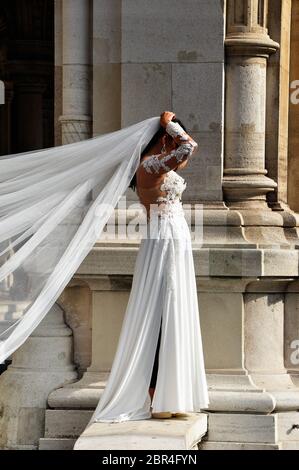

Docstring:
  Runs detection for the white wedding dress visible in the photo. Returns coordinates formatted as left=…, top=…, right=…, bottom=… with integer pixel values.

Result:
left=90, top=122, right=210, bottom=423
left=0, top=115, right=209, bottom=424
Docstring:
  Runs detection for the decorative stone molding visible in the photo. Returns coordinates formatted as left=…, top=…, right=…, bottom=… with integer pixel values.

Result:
left=227, top=0, right=273, bottom=38
left=58, top=283, right=92, bottom=378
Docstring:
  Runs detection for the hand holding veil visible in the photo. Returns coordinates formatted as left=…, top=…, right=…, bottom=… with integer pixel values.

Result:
left=0, top=116, right=160, bottom=363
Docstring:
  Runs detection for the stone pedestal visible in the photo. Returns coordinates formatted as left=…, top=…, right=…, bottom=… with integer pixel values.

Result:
left=74, top=413, right=208, bottom=450
left=199, top=276, right=299, bottom=450
left=199, top=412, right=299, bottom=450
left=0, top=304, right=77, bottom=450
left=285, top=281, right=299, bottom=386
left=58, top=283, right=92, bottom=378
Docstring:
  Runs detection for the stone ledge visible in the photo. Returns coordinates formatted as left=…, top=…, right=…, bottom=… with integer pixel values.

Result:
left=44, top=409, right=93, bottom=438
left=76, top=247, right=299, bottom=277
left=74, top=413, right=208, bottom=450
left=39, top=438, right=76, bottom=450
left=207, top=413, right=276, bottom=443
left=199, top=441, right=281, bottom=450
left=205, top=412, right=299, bottom=445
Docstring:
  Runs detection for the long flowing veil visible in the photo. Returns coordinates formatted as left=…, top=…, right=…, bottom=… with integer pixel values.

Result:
left=0, top=116, right=160, bottom=363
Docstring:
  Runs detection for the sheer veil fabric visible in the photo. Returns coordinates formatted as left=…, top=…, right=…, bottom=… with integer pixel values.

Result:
left=0, top=116, right=161, bottom=363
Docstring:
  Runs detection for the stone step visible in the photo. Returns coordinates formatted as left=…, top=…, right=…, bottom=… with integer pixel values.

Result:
left=44, top=409, right=93, bottom=438
left=74, top=413, right=208, bottom=450
left=39, top=438, right=76, bottom=450
left=277, top=412, right=299, bottom=443
left=204, top=411, right=299, bottom=446
left=280, top=441, right=299, bottom=450
left=199, top=440, right=299, bottom=450
left=199, top=441, right=281, bottom=450
left=207, top=413, right=277, bottom=444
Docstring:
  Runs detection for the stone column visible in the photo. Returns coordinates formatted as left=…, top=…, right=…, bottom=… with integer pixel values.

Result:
left=59, top=0, right=92, bottom=143
left=224, top=0, right=279, bottom=209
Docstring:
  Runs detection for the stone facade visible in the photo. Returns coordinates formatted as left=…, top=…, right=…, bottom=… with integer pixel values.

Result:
left=1, top=0, right=299, bottom=450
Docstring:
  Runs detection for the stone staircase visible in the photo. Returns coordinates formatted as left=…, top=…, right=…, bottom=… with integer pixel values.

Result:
left=39, top=408, right=299, bottom=450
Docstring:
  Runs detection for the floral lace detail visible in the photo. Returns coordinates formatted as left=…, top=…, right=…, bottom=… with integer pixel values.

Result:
left=141, top=121, right=198, bottom=176
left=166, top=121, right=189, bottom=141
left=157, top=170, right=186, bottom=205
left=150, top=171, right=187, bottom=219
left=142, top=154, right=172, bottom=174
left=142, top=143, right=195, bottom=175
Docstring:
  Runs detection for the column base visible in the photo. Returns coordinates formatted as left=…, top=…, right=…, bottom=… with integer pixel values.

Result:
left=207, top=372, right=299, bottom=413
left=0, top=305, right=77, bottom=449
left=59, top=114, right=92, bottom=143
left=47, top=371, right=108, bottom=409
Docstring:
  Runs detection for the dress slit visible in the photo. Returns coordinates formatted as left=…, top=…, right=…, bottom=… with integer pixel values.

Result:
left=150, top=320, right=162, bottom=389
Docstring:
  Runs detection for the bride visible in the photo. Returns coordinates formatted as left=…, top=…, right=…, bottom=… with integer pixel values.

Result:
left=89, top=111, right=209, bottom=423
left=0, top=109, right=209, bottom=424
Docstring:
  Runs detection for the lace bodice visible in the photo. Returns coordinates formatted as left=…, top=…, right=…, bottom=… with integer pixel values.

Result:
left=153, top=170, right=186, bottom=217
left=137, top=169, right=187, bottom=220
left=157, top=170, right=186, bottom=204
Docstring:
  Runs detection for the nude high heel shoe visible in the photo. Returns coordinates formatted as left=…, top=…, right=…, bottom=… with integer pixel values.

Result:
left=149, top=387, right=172, bottom=418
left=151, top=411, right=172, bottom=419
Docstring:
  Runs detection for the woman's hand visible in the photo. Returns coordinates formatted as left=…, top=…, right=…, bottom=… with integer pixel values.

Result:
left=160, top=111, right=176, bottom=128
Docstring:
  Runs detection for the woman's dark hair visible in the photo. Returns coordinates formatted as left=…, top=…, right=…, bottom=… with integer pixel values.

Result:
left=129, top=118, right=188, bottom=191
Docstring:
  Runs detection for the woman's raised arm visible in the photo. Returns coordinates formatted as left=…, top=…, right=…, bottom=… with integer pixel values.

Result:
left=140, top=119, right=198, bottom=176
